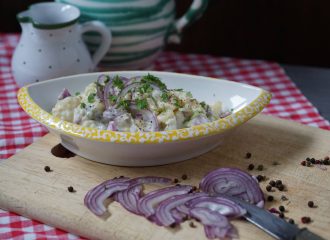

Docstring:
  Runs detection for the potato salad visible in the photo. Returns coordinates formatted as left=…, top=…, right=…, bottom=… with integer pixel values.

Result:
left=51, top=74, right=231, bottom=132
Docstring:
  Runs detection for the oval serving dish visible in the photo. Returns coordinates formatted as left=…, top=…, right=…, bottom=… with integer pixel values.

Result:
left=17, top=71, right=271, bottom=166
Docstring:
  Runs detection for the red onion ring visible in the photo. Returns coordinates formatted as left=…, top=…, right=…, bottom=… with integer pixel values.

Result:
left=155, top=192, right=207, bottom=226
left=96, top=74, right=110, bottom=100
left=130, top=104, right=159, bottom=132
left=138, top=185, right=194, bottom=218
left=57, top=88, right=71, bottom=100
left=200, top=168, right=264, bottom=207
left=186, top=196, right=246, bottom=218
left=84, top=177, right=130, bottom=216
left=114, top=183, right=143, bottom=215
left=190, top=207, right=238, bottom=239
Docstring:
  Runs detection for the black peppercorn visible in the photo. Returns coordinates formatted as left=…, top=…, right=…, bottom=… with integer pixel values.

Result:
left=275, top=180, right=282, bottom=186
left=173, top=178, right=179, bottom=183
left=269, top=180, right=276, bottom=186
left=256, top=175, right=264, bottom=182
left=310, top=158, right=316, bottom=164
left=181, top=174, right=188, bottom=180
left=324, top=159, right=329, bottom=165
left=279, top=205, right=285, bottom=212
left=67, top=186, right=75, bottom=193
left=288, top=219, right=295, bottom=224
left=44, top=166, right=52, bottom=172
left=301, top=161, right=306, bottom=166
left=306, top=157, right=311, bottom=162
left=277, top=184, right=285, bottom=191
left=189, top=222, right=196, bottom=228
left=316, top=160, right=320, bottom=164
left=308, top=201, right=314, bottom=208
left=248, top=164, right=255, bottom=170
left=279, top=213, right=285, bottom=218
left=267, top=196, right=274, bottom=202
left=245, top=152, right=252, bottom=159
left=301, top=216, right=311, bottom=224
left=266, top=185, right=272, bottom=192
left=256, top=164, right=263, bottom=171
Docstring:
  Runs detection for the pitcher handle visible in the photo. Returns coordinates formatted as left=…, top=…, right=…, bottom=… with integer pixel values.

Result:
left=80, top=21, right=112, bottom=68
left=167, top=0, right=209, bottom=44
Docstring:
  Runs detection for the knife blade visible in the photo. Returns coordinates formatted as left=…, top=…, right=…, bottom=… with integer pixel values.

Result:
left=214, top=195, right=325, bottom=240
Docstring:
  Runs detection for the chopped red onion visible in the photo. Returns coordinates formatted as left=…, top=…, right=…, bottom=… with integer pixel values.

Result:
left=200, top=168, right=264, bottom=207
left=57, top=88, right=71, bottom=100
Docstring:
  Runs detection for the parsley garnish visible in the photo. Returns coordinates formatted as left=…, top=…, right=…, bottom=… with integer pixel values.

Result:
left=174, top=99, right=181, bottom=108
left=141, top=73, right=166, bottom=90
left=113, top=75, right=125, bottom=90
left=87, top=93, right=96, bottom=103
left=186, top=92, right=193, bottom=98
left=175, top=88, right=183, bottom=91
left=80, top=102, right=86, bottom=108
left=136, top=99, right=148, bottom=110
left=161, top=92, right=169, bottom=102
left=108, top=95, right=117, bottom=104
left=200, top=101, right=206, bottom=108
left=139, top=83, right=153, bottom=94
left=118, top=99, right=130, bottom=110
left=75, top=92, right=80, bottom=96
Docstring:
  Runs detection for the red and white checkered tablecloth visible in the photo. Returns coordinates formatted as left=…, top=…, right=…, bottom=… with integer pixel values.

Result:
left=1, top=33, right=329, bottom=239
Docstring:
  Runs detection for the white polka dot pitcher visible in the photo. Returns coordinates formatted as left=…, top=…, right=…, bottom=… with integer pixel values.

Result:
left=56, top=0, right=209, bottom=70
left=11, top=2, right=112, bottom=87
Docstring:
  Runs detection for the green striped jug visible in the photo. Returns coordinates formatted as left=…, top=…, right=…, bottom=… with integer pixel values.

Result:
left=55, top=0, right=208, bottom=70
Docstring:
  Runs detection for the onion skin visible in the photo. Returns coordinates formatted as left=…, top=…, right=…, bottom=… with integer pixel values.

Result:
left=200, top=167, right=265, bottom=207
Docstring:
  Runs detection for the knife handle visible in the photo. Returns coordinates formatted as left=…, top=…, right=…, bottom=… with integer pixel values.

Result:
left=295, top=228, right=326, bottom=240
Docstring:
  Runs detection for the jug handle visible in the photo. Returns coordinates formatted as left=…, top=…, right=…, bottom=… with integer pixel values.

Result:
left=167, top=0, right=209, bottom=44
left=80, top=21, right=112, bottom=68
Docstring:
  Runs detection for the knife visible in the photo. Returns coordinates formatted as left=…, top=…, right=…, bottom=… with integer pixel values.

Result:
left=217, top=195, right=325, bottom=240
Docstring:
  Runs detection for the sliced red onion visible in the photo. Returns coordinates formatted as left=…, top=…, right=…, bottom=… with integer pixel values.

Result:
left=114, top=176, right=172, bottom=215
left=130, top=104, right=159, bottom=132
left=200, top=168, right=264, bottom=207
left=204, top=225, right=238, bottom=240
left=84, top=177, right=130, bottom=216
left=114, top=183, right=143, bottom=214
left=186, top=196, right=246, bottom=218
left=103, top=80, right=115, bottom=109
left=155, top=192, right=207, bottom=226
left=57, top=88, right=71, bottom=100
left=96, top=74, right=110, bottom=100
left=171, top=208, right=187, bottom=222
left=138, top=185, right=194, bottom=218
left=190, top=207, right=237, bottom=239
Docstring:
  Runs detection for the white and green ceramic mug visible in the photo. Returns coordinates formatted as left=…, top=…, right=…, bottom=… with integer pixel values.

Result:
left=56, top=0, right=209, bottom=70
left=11, top=2, right=112, bottom=87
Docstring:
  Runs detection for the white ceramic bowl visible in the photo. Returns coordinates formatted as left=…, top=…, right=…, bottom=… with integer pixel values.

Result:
left=18, top=71, right=271, bottom=166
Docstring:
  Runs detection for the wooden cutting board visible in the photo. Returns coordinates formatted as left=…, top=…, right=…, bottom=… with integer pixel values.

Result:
left=0, top=114, right=329, bottom=240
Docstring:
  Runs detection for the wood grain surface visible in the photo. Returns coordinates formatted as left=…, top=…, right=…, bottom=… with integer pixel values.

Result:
left=0, top=114, right=329, bottom=240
